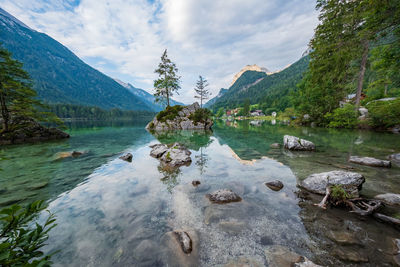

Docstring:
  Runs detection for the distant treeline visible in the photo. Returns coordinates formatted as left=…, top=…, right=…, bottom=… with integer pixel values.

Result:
left=48, top=104, right=155, bottom=120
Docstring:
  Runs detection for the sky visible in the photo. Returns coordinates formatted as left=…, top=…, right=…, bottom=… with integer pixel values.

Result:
left=0, top=0, right=319, bottom=104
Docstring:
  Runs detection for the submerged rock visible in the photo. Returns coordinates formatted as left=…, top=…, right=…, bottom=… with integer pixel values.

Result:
left=218, top=220, right=247, bottom=234
left=389, top=153, right=400, bottom=166
left=349, top=156, right=391, bottom=168
left=161, top=230, right=198, bottom=267
left=375, top=193, right=400, bottom=206
left=283, top=135, right=315, bottom=151
left=265, top=245, right=321, bottom=267
left=326, top=230, right=362, bottom=246
left=300, top=170, right=365, bottom=197
left=173, top=231, right=192, bottom=254
left=55, top=150, right=85, bottom=160
left=206, top=189, right=242, bottom=204
left=146, top=102, right=213, bottom=131
left=132, top=239, right=158, bottom=262
left=270, top=143, right=280, bottom=149
left=192, top=180, right=201, bottom=186
left=265, top=180, right=284, bottom=191
left=332, top=248, right=369, bottom=263
left=119, top=153, right=132, bottom=162
left=150, top=142, right=192, bottom=167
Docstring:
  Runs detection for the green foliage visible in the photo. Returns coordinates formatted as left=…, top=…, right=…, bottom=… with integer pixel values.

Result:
left=156, top=105, right=183, bottom=122
left=324, top=104, right=359, bottom=129
left=0, top=200, right=57, bottom=267
left=49, top=103, right=155, bottom=121
left=211, top=57, right=309, bottom=114
left=215, top=107, right=225, bottom=118
left=153, top=49, right=181, bottom=107
left=294, top=0, right=400, bottom=125
left=367, top=99, right=400, bottom=128
left=188, top=108, right=212, bottom=124
left=242, top=99, right=250, bottom=116
left=0, top=46, right=64, bottom=132
left=330, top=185, right=350, bottom=203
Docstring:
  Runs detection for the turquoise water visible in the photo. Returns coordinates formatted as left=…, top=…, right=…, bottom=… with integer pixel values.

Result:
left=1, top=119, right=400, bottom=266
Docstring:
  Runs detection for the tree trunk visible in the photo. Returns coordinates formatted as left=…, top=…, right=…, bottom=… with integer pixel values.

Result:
left=0, top=82, right=9, bottom=132
left=384, top=83, right=388, bottom=96
left=355, top=40, right=369, bottom=108
left=166, top=88, right=170, bottom=107
left=200, top=96, right=202, bottom=108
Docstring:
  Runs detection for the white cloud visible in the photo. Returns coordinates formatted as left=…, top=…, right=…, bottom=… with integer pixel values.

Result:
left=0, top=0, right=318, bottom=104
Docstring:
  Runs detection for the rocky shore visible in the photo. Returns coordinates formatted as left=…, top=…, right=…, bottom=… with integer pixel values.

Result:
left=146, top=102, right=213, bottom=131
left=0, top=117, right=69, bottom=145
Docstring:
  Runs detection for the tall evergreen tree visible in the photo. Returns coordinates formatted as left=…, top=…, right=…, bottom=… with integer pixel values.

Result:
left=243, top=98, right=250, bottom=116
left=0, top=47, right=60, bottom=132
left=194, top=75, right=211, bottom=108
left=295, top=0, right=400, bottom=122
left=153, top=49, right=180, bottom=107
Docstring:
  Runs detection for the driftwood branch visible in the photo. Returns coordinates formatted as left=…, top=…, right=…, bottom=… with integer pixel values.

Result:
left=346, top=199, right=382, bottom=216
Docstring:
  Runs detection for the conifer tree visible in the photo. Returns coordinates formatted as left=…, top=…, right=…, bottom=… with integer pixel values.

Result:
left=153, top=49, right=180, bottom=107
left=0, top=47, right=62, bottom=132
left=194, top=75, right=211, bottom=108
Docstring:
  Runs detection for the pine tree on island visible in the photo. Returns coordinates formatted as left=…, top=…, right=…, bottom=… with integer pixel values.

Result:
left=153, top=49, right=180, bottom=108
left=194, top=75, right=211, bottom=108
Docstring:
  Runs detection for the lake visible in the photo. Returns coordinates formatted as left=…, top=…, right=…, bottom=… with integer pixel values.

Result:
left=1, top=119, right=400, bottom=266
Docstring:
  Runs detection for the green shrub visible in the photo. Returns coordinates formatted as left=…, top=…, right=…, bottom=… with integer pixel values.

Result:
left=324, top=104, right=359, bottom=128
left=330, top=184, right=350, bottom=202
left=156, top=105, right=183, bottom=122
left=0, top=200, right=57, bottom=266
left=189, top=108, right=212, bottom=124
left=367, top=98, right=400, bottom=128
left=148, top=122, right=155, bottom=129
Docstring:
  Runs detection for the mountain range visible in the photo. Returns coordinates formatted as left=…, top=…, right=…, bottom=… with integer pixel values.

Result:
left=206, top=56, right=309, bottom=112
left=0, top=8, right=180, bottom=112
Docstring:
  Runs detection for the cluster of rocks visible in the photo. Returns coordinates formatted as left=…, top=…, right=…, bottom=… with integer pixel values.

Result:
left=150, top=142, right=192, bottom=167
left=146, top=102, right=213, bottom=131
left=0, top=116, right=69, bottom=145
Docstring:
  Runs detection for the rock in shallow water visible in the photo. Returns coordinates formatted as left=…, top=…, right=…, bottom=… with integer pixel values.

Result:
left=150, top=142, right=192, bottom=167
left=206, top=189, right=242, bottom=204
left=119, top=153, right=132, bottom=162
left=300, top=170, right=365, bottom=197
left=161, top=230, right=198, bottom=267
left=283, top=135, right=315, bottom=151
left=270, top=143, right=280, bottom=149
left=375, top=193, right=400, bottom=206
left=265, top=180, right=284, bottom=191
left=349, top=156, right=391, bottom=168
left=265, top=245, right=322, bottom=267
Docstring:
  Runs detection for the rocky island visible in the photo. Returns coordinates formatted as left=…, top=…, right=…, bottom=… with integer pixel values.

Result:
left=146, top=102, right=213, bottom=131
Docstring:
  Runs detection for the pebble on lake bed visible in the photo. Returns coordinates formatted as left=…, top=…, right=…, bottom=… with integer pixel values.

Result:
left=265, top=180, right=284, bottom=191
left=192, top=180, right=201, bottom=186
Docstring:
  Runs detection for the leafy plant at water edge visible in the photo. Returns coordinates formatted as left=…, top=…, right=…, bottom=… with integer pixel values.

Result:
left=0, top=200, right=57, bottom=267
left=188, top=108, right=212, bottom=124
left=324, top=104, right=359, bottom=129
left=330, top=185, right=350, bottom=204
left=367, top=98, right=400, bottom=128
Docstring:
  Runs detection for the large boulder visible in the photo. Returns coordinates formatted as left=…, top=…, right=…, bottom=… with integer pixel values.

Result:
left=283, top=135, right=315, bottom=151
left=150, top=142, right=191, bottom=167
left=146, top=102, right=213, bottom=131
left=0, top=116, right=69, bottom=145
left=300, top=170, right=365, bottom=197
left=349, top=156, right=391, bottom=168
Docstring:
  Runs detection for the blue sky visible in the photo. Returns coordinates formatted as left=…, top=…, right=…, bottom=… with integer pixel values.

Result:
left=0, top=0, right=319, bottom=104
